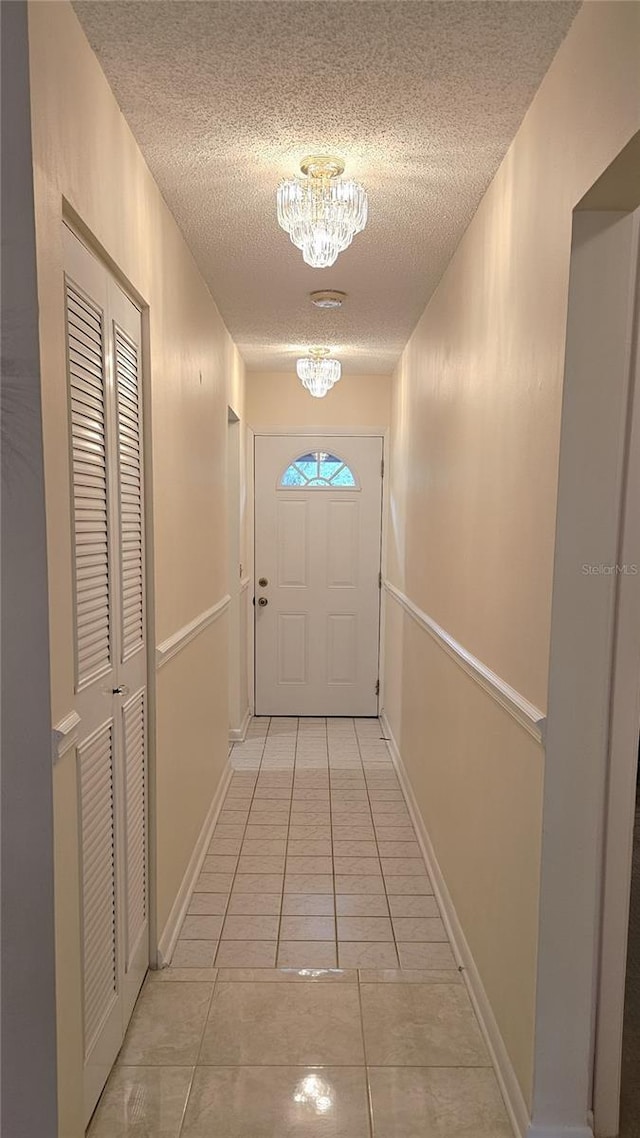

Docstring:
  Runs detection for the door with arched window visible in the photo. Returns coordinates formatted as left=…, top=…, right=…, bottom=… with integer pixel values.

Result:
left=254, top=435, right=383, bottom=716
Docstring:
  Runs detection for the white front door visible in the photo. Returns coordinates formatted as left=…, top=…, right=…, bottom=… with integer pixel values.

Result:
left=63, top=226, right=149, bottom=1124
left=254, top=435, right=383, bottom=716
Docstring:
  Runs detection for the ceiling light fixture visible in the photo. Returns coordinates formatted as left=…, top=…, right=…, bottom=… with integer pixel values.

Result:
left=310, top=290, right=347, bottom=309
left=277, top=156, right=367, bottom=268
left=296, top=347, right=342, bottom=398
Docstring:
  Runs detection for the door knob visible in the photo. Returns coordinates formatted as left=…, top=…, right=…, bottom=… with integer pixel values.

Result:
left=112, top=685, right=130, bottom=695
left=258, top=577, right=268, bottom=587
left=258, top=597, right=268, bottom=607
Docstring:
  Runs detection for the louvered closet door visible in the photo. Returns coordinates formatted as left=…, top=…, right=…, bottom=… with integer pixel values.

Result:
left=110, top=278, right=148, bottom=1030
left=63, top=226, right=148, bottom=1126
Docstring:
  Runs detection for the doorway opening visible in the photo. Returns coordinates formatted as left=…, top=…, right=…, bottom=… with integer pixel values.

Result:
left=533, top=133, right=640, bottom=1138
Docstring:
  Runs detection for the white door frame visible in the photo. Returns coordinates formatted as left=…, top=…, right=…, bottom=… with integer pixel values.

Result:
left=252, top=426, right=389, bottom=716
left=592, top=247, right=640, bottom=1136
left=247, top=425, right=256, bottom=716
left=529, top=201, right=640, bottom=1138
left=227, top=406, right=242, bottom=736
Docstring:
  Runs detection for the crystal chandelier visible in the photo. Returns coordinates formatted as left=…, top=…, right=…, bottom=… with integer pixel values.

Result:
left=277, top=156, right=368, bottom=268
left=296, top=348, right=342, bottom=398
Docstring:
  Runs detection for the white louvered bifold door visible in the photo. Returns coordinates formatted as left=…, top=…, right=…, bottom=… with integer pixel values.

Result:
left=78, top=723, right=118, bottom=1060
left=66, top=283, right=112, bottom=688
left=110, top=279, right=148, bottom=1027
left=63, top=226, right=148, bottom=1126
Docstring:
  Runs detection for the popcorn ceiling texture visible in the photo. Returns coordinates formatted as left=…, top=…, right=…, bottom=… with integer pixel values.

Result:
left=73, top=0, right=579, bottom=374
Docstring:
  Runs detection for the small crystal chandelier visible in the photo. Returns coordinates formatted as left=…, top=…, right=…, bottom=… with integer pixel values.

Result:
left=277, top=156, right=368, bottom=268
left=296, top=347, right=342, bottom=398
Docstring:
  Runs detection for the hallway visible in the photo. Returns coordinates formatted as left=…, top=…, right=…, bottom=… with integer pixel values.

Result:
left=87, top=717, right=513, bottom=1136
left=4, top=4, right=640, bottom=1137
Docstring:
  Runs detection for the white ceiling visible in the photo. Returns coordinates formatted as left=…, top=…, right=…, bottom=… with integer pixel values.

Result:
left=74, top=0, right=579, bottom=375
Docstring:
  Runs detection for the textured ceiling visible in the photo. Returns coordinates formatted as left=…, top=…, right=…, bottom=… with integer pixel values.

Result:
left=73, top=0, right=579, bottom=374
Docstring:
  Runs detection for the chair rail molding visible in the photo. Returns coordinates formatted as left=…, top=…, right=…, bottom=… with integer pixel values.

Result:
left=383, top=579, right=545, bottom=742
left=155, top=594, right=231, bottom=670
left=51, top=710, right=81, bottom=763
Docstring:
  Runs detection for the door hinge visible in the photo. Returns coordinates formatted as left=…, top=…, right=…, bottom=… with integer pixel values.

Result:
left=375, top=679, right=380, bottom=696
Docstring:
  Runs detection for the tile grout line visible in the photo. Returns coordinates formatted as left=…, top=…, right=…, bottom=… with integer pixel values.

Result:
left=326, top=716, right=339, bottom=968
left=274, top=716, right=298, bottom=966
left=356, top=962, right=375, bottom=1138
left=176, top=964, right=220, bottom=1138
left=356, top=719, right=397, bottom=969
left=332, top=717, right=367, bottom=967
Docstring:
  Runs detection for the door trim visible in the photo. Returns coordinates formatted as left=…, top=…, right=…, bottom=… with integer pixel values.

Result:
left=253, top=425, right=389, bottom=437
left=532, top=205, right=640, bottom=1137
left=592, top=221, right=640, bottom=1136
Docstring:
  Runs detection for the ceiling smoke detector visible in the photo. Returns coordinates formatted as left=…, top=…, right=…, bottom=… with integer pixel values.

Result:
left=310, top=290, right=347, bottom=309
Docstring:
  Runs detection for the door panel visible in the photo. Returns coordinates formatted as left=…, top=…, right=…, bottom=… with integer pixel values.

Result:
left=110, top=265, right=148, bottom=1030
left=326, top=613, right=357, bottom=684
left=79, top=720, right=117, bottom=1050
left=66, top=279, right=112, bottom=690
left=277, top=612, right=308, bottom=684
left=114, top=326, right=144, bottom=662
left=277, top=499, right=308, bottom=587
left=63, top=225, right=148, bottom=1125
left=123, top=688, right=146, bottom=968
left=255, top=435, right=382, bottom=715
left=78, top=719, right=122, bottom=1115
left=327, top=500, right=359, bottom=587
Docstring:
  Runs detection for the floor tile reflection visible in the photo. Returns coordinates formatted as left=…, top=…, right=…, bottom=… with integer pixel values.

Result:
left=89, top=719, right=513, bottom=1138
left=181, top=1066, right=370, bottom=1138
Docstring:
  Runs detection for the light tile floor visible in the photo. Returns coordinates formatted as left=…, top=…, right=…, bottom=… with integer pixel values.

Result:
left=172, top=716, right=451, bottom=970
left=89, top=717, right=514, bottom=1137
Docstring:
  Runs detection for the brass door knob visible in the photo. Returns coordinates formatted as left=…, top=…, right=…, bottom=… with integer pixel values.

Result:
left=258, top=596, right=268, bottom=607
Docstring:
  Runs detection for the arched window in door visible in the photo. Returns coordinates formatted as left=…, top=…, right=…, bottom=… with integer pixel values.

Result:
left=279, top=451, right=358, bottom=488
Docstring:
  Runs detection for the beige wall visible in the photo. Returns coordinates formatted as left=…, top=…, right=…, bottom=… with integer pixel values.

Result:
left=383, top=0, right=640, bottom=1111
left=28, top=3, right=245, bottom=1134
left=247, top=371, right=391, bottom=429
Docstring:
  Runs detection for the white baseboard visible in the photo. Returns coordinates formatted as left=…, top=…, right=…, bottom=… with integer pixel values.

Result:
left=380, top=710, right=531, bottom=1138
left=156, top=760, right=232, bottom=967
left=526, top=1128, right=593, bottom=1138
left=229, top=706, right=251, bottom=743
